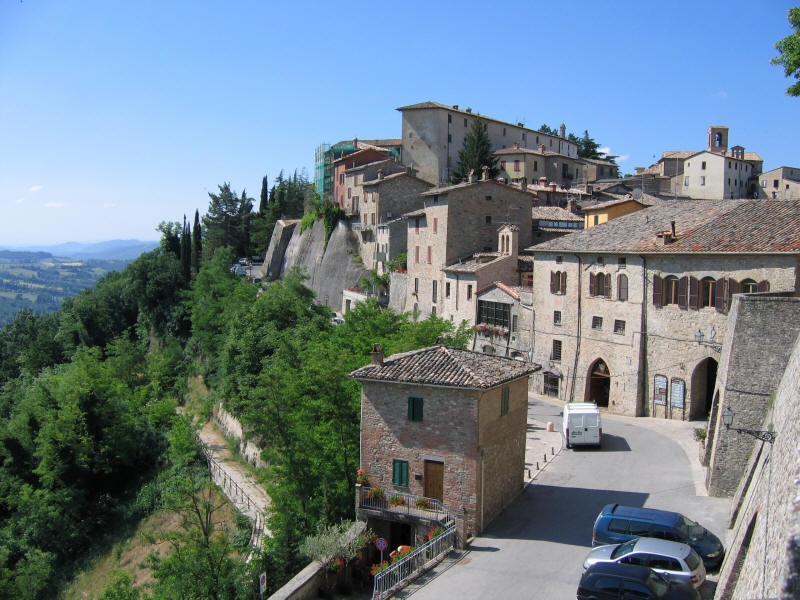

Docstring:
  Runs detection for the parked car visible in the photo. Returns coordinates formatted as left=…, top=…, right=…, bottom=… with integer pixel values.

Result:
left=592, top=504, right=724, bottom=571
left=577, top=562, right=700, bottom=600
left=583, top=537, right=706, bottom=588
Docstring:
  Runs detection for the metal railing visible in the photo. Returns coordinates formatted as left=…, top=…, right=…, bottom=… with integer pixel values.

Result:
left=371, top=524, right=457, bottom=600
left=356, top=486, right=455, bottom=526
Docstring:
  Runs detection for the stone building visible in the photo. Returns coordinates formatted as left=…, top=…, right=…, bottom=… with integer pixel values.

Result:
left=403, top=174, right=534, bottom=319
left=350, top=342, right=540, bottom=547
left=337, top=156, right=406, bottom=216
left=700, top=293, right=800, bottom=599
left=397, top=101, right=578, bottom=186
left=757, top=165, right=800, bottom=200
left=524, top=200, right=800, bottom=417
left=530, top=205, right=583, bottom=245
left=472, top=281, right=533, bottom=361
left=494, top=143, right=585, bottom=188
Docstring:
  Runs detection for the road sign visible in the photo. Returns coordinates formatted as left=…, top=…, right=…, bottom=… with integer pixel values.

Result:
left=375, top=537, right=388, bottom=551
left=259, top=572, right=267, bottom=597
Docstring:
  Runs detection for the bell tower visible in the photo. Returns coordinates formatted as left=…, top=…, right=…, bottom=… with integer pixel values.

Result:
left=707, top=126, right=729, bottom=154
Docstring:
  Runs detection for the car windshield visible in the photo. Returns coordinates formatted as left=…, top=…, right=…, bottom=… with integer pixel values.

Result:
left=646, top=570, right=670, bottom=596
left=611, top=538, right=638, bottom=559
left=681, top=516, right=705, bottom=540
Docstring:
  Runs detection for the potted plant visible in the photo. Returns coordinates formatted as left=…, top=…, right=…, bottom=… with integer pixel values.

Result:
left=389, top=494, right=406, bottom=507
left=415, top=497, right=432, bottom=510
left=367, top=486, right=386, bottom=501
left=356, top=468, right=368, bottom=485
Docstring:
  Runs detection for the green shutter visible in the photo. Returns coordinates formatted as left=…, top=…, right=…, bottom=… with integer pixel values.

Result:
left=393, top=459, right=409, bottom=486
left=408, top=397, right=423, bottom=421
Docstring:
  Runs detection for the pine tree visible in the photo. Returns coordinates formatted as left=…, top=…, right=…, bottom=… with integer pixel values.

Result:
left=259, top=175, right=269, bottom=215
left=450, top=118, right=499, bottom=184
left=180, top=215, right=191, bottom=283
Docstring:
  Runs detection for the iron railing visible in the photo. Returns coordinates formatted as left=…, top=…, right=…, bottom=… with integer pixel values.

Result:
left=356, top=486, right=455, bottom=525
left=371, top=524, right=456, bottom=599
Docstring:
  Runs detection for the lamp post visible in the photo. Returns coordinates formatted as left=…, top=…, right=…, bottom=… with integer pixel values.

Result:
left=721, top=406, right=777, bottom=443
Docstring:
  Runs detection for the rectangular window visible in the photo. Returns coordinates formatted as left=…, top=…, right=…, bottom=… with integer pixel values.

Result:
left=414, top=218, right=420, bottom=234
left=554, top=310, right=562, bottom=325
left=478, top=300, right=511, bottom=328
left=392, top=459, right=409, bottom=487
left=447, top=133, right=452, bottom=143
left=684, top=176, right=690, bottom=186
left=432, top=280, right=437, bottom=303
left=596, top=256, right=604, bottom=265
left=534, top=160, right=538, bottom=171
left=512, top=314, right=518, bottom=332
left=551, top=340, right=562, bottom=361
left=414, top=278, right=419, bottom=293
left=485, top=215, right=492, bottom=224
left=415, top=246, right=420, bottom=263
left=514, top=160, right=520, bottom=172
left=700, top=176, right=706, bottom=186
left=618, top=257, right=626, bottom=268
left=614, top=319, right=626, bottom=335
left=433, top=217, right=438, bottom=234
left=466, top=285, right=473, bottom=300
left=407, top=397, right=423, bottom=421
left=427, top=246, right=432, bottom=263
left=556, top=255, right=563, bottom=264
left=339, top=174, right=344, bottom=185
left=501, top=386, right=510, bottom=416
left=445, top=282, right=451, bottom=298
left=592, top=316, right=603, bottom=330
left=500, top=161, right=506, bottom=170
left=464, top=118, right=468, bottom=127
left=485, top=195, right=492, bottom=201
left=701, top=161, right=706, bottom=170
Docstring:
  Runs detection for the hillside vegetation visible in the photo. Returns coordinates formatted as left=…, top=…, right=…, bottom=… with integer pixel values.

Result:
left=0, top=178, right=471, bottom=599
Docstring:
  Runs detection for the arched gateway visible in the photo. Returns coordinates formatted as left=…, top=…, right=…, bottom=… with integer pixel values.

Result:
left=586, top=358, right=610, bottom=407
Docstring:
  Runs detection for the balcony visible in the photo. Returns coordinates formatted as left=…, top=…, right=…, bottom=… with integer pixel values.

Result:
left=355, top=485, right=454, bottom=527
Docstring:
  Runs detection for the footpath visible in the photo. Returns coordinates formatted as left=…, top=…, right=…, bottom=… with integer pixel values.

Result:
left=197, top=419, right=272, bottom=546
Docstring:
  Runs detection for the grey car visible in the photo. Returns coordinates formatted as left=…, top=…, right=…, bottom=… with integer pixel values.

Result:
left=583, top=537, right=706, bottom=589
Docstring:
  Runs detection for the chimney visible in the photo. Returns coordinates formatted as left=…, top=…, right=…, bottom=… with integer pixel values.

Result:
left=514, top=142, right=520, bottom=149
left=468, top=168, right=475, bottom=184
left=453, top=104, right=459, bottom=110
left=466, top=107, right=472, bottom=113
left=559, top=123, right=566, bottom=138
left=671, top=221, right=676, bottom=239
left=538, top=144, right=546, bottom=153
left=481, top=165, right=489, bottom=181
left=370, top=343, right=384, bottom=366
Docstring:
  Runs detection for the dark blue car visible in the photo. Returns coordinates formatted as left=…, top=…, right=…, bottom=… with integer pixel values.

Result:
left=577, top=562, right=700, bottom=599
left=592, top=504, right=724, bottom=571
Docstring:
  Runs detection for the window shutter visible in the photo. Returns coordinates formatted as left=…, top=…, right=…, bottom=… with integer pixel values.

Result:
left=689, top=277, right=699, bottom=310
left=550, top=271, right=556, bottom=294
left=604, top=273, right=612, bottom=299
left=618, top=274, right=628, bottom=301
left=715, top=277, right=725, bottom=312
left=589, top=273, right=596, bottom=297
left=407, top=398, right=414, bottom=420
left=678, top=276, right=688, bottom=310
left=758, top=280, right=770, bottom=292
left=727, top=278, right=740, bottom=311
left=652, top=274, right=662, bottom=307
left=560, top=272, right=567, bottom=294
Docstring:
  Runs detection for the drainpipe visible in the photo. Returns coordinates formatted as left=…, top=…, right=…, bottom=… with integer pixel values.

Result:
left=480, top=446, right=485, bottom=533
left=640, top=255, right=649, bottom=417
left=569, top=254, right=582, bottom=401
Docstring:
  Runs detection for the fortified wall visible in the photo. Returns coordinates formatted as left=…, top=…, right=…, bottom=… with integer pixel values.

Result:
left=263, top=218, right=370, bottom=313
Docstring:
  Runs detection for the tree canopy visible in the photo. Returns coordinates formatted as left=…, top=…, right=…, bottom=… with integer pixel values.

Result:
left=772, top=7, right=800, bottom=96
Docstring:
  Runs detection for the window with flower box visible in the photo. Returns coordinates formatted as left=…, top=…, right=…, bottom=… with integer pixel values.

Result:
left=477, top=300, right=511, bottom=329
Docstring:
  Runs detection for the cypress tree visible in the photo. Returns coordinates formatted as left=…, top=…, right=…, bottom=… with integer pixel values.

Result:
left=180, top=215, right=192, bottom=282
left=192, top=210, right=202, bottom=275
left=450, top=117, right=499, bottom=184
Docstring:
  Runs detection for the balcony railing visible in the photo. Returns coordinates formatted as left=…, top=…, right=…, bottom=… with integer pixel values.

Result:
left=356, top=485, right=454, bottom=525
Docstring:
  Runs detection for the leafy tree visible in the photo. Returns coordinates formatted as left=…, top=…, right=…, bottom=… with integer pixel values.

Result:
left=773, top=7, right=800, bottom=96
left=127, top=248, right=190, bottom=340
left=538, top=124, right=557, bottom=135
left=201, top=183, right=253, bottom=260
left=450, top=117, right=499, bottom=184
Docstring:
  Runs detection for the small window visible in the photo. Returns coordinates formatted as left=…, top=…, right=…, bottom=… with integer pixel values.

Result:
left=414, top=278, right=419, bottom=293
left=596, top=256, right=604, bottom=265
left=466, top=285, right=473, bottom=300
left=501, top=386, right=510, bottom=416
left=503, top=127, right=506, bottom=137
left=445, top=281, right=451, bottom=298
left=593, top=215, right=599, bottom=226
left=512, top=314, right=518, bottom=332
left=684, top=176, right=690, bottom=186
left=534, top=160, right=538, bottom=171
left=392, top=459, right=409, bottom=487
left=485, top=195, right=492, bottom=201
left=427, top=246, right=432, bottom=263
left=614, top=320, right=626, bottom=335
left=432, top=280, right=437, bottom=303
left=617, top=274, right=628, bottom=301
left=415, top=246, right=420, bottom=264
left=433, top=217, right=438, bottom=233
left=407, top=397, right=423, bottom=421
left=701, top=161, right=706, bottom=170
left=464, top=118, right=468, bottom=127
left=514, top=160, right=520, bottom=172
left=447, top=133, right=452, bottom=143
left=618, top=257, right=626, bottom=268
left=485, top=215, right=492, bottom=224
left=554, top=310, right=562, bottom=326
left=500, top=160, right=506, bottom=170
left=592, top=316, right=603, bottom=330
left=551, top=340, right=562, bottom=361
left=448, top=114, right=452, bottom=123
left=741, top=278, right=758, bottom=293
left=556, top=255, right=563, bottom=264
left=664, top=275, right=679, bottom=305
left=701, top=277, right=716, bottom=308
left=700, top=176, right=706, bottom=186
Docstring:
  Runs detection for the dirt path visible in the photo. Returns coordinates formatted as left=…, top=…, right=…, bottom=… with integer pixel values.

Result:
left=197, top=420, right=271, bottom=543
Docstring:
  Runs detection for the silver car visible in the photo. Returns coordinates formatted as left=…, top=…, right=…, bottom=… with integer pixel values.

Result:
left=582, top=537, right=706, bottom=588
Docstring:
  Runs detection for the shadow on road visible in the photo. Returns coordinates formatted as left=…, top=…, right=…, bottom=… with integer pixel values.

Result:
left=479, top=484, right=649, bottom=547
left=568, top=433, right=631, bottom=452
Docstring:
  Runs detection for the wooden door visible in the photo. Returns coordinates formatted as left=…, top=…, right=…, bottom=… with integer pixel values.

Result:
left=424, top=460, right=444, bottom=501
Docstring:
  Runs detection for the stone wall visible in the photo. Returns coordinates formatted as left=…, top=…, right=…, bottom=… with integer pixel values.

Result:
left=262, top=219, right=298, bottom=281
left=705, top=294, right=800, bottom=497
left=711, top=300, right=800, bottom=598
left=213, top=404, right=266, bottom=468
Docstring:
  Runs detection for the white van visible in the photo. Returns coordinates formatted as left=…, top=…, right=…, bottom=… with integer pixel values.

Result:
left=562, top=402, right=602, bottom=449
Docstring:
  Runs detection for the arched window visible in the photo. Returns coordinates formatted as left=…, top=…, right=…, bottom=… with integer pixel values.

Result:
left=664, top=276, right=679, bottom=305
left=741, top=278, right=758, bottom=293
left=700, top=277, right=716, bottom=308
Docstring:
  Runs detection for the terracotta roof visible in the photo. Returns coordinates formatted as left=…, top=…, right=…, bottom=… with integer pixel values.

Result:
left=582, top=197, right=648, bottom=212
left=442, top=252, right=507, bottom=274
left=526, top=199, right=800, bottom=254
left=350, top=344, right=540, bottom=388
left=478, top=281, right=522, bottom=300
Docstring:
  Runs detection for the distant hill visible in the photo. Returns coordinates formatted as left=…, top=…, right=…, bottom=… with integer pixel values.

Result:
left=1, top=239, right=159, bottom=261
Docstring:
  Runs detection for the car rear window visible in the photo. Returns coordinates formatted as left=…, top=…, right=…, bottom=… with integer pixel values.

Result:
left=608, top=519, right=629, bottom=534
left=629, top=522, right=652, bottom=537
left=584, top=414, right=599, bottom=426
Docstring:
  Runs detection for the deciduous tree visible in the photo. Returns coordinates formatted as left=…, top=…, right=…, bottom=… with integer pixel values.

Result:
left=773, top=7, right=800, bottom=96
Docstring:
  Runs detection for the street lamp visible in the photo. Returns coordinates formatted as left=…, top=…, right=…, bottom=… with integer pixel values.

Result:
left=722, top=406, right=777, bottom=444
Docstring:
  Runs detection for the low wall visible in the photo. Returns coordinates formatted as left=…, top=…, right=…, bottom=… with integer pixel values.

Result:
left=267, top=561, right=326, bottom=600
left=214, top=405, right=266, bottom=468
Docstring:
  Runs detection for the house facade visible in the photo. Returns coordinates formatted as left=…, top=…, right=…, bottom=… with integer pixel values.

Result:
left=757, top=165, right=800, bottom=200
left=525, top=200, right=800, bottom=418
left=472, top=282, right=533, bottom=361
left=494, top=143, right=584, bottom=188
left=350, top=343, right=540, bottom=547
left=403, top=176, right=534, bottom=319
left=397, top=101, right=578, bottom=186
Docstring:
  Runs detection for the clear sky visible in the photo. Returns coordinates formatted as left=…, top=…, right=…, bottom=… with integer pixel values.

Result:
left=1, top=1, right=798, bottom=246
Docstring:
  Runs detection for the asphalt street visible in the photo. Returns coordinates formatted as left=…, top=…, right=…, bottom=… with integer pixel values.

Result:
left=401, top=395, right=731, bottom=600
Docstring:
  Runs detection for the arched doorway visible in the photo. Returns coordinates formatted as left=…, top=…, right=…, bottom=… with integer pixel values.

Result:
left=690, top=357, right=718, bottom=419
left=586, top=358, right=611, bottom=407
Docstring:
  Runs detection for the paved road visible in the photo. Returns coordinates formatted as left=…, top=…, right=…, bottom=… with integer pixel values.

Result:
left=404, top=397, right=731, bottom=599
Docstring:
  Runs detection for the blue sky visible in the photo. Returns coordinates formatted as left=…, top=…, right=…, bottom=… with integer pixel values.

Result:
left=1, top=0, right=798, bottom=246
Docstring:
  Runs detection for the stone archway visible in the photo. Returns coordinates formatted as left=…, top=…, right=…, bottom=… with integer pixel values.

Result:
left=690, top=357, right=718, bottom=419
left=586, top=358, right=611, bottom=407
